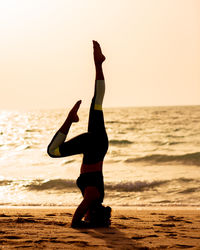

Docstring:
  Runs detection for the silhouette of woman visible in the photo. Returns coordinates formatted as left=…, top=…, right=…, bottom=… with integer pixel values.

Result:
left=47, top=41, right=110, bottom=227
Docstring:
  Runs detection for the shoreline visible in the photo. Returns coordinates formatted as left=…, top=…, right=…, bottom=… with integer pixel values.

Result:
left=0, top=207, right=199, bottom=249
left=0, top=205, right=199, bottom=210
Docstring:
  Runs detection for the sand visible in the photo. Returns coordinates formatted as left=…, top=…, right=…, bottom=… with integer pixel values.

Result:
left=0, top=207, right=199, bottom=249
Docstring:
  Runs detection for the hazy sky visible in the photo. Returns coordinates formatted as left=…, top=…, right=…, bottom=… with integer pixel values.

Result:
left=0, top=0, right=199, bottom=109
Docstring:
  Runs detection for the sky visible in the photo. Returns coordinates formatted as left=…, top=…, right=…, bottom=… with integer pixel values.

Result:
left=0, top=0, right=199, bottom=109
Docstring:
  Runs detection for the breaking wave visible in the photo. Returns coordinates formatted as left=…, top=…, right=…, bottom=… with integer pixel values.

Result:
left=1, top=177, right=200, bottom=206
left=22, top=179, right=171, bottom=192
left=125, top=152, right=200, bottom=166
left=0, top=180, right=12, bottom=186
left=105, top=180, right=169, bottom=192
left=26, top=179, right=76, bottom=191
left=18, top=177, right=198, bottom=193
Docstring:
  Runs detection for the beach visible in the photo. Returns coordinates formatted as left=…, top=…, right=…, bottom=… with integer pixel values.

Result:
left=0, top=207, right=199, bottom=249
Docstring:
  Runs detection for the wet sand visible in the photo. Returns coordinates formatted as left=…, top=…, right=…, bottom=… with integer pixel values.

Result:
left=0, top=207, right=199, bottom=249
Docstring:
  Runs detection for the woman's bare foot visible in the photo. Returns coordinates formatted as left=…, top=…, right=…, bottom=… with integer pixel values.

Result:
left=93, top=40, right=106, bottom=65
left=68, top=100, right=81, bottom=123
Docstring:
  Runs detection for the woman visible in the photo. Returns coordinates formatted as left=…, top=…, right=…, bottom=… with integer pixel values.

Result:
left=47, top=41, right=110, bottom=228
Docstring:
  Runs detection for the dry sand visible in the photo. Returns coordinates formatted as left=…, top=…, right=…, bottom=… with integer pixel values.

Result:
left=0, top=207, right=199, bottom=249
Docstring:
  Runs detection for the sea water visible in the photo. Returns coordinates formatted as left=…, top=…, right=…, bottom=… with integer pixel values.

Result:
left=0, top=106, right=200, bottom=207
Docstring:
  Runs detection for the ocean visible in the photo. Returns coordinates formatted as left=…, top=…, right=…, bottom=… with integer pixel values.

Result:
left=0, top=105, right=200, bottom=207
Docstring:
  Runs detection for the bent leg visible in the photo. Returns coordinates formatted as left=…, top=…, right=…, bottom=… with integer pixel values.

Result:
left=47, top=100, right=82, bottom=157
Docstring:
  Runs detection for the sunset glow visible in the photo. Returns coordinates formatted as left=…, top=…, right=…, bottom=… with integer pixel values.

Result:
left=0, top=0, right=199, bottom=109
